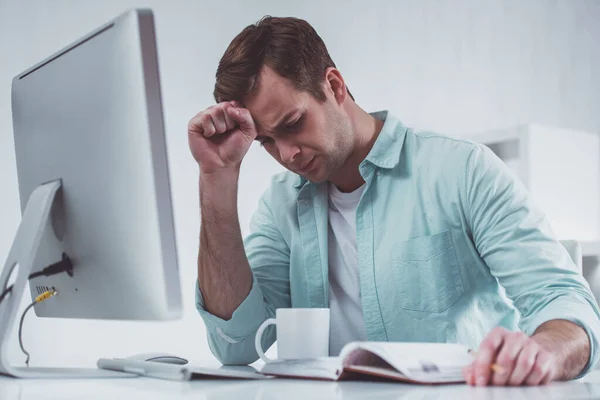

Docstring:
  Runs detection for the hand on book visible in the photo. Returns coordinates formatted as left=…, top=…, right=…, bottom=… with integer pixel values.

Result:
left=463, top=327, right=558, bottom=386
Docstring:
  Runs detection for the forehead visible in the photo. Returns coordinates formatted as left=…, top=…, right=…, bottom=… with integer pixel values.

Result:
left=245, top=67, right=308, bottom=131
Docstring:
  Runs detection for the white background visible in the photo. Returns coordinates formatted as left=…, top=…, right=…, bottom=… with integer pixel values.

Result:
left=0, top=0, right=599, bottom=368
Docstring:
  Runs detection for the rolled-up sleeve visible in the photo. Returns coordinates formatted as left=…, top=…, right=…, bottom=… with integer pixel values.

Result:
left=195, top=193, right=291, bottom=365
left=464, top=144, right=600, bottom=378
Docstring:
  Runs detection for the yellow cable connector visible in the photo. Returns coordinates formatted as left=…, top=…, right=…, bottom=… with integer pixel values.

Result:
left=35, top=289, right=57, bottom=303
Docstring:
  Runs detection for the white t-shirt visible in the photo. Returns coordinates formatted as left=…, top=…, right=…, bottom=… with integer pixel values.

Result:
left=327, top=182, right=368, bottom=355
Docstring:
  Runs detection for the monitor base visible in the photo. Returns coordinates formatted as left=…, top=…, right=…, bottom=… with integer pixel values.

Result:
left=2, top=366, right=134, bottom=379
left=0, top=181, right=131, bottom=379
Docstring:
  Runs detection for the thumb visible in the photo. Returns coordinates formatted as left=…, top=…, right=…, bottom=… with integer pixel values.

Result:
left=227, top=106, right=256, bottom=138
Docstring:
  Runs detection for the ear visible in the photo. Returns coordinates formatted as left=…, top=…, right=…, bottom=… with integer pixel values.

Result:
left=324, top=67, right=347, bottom=105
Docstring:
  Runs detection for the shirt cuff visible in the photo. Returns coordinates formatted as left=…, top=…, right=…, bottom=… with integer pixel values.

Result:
left=195, top=276, right=267, bottom=344
left=522, top=295, right=600, bottom=379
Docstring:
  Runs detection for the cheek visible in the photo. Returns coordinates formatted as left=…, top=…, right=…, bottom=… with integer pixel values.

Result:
left=264, top=145, right=283, bottom=163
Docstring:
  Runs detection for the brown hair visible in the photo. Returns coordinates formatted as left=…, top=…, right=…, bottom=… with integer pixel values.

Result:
left=213, top=16, right=353, bottom=104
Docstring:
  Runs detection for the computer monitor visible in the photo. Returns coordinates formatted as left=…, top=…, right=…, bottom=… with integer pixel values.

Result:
left=0, top=9, right=181, bottom=378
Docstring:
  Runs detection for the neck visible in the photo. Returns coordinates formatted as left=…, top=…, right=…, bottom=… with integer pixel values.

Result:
left=328, top=103, right=384, bottom=193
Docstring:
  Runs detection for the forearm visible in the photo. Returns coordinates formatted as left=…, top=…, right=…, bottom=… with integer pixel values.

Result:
left=532, top=319, right=590, bottom=380
left=198, top=168, right=253, bottom=320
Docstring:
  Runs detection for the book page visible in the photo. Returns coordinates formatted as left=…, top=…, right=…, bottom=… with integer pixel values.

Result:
left=344, top=365, right=466, bottom=384
left=259, top=357, right=342, bottom=380
left=340, top=342, right=472, bottom=381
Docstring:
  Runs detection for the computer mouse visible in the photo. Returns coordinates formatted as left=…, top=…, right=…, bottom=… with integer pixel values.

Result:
left=126, top=352, right=188, bottom=365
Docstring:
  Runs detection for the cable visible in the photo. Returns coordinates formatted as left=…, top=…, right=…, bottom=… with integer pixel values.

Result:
left=28, top=253, right=74, bottom=280
left=19, top=289, right=57, bottom=365
left=18, top=302, right=35, bottom=365
left=0, top=253, right=72, bottom=365
left=0, top=253, right=73, bottom=307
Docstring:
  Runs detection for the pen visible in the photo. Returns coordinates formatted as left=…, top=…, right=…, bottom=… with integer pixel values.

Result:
left=468, top=351, right=506, bottom=375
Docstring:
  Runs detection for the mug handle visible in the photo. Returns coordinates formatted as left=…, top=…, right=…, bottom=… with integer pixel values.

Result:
left=255, top=318, right=276, bottom=363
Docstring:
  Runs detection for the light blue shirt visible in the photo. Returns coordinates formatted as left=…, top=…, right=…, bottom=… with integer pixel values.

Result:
left=196, top=111, right=600, bottom=377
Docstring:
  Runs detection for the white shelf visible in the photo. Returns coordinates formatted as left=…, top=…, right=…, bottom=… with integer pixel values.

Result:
left=461, top=123, right=600, bottom=243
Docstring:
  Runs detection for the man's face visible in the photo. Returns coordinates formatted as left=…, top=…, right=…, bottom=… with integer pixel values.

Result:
left=244, top=66, right=354, bottom=183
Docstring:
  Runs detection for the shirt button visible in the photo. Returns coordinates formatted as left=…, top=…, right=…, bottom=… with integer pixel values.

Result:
left=376, top=171, right=381, bottom=176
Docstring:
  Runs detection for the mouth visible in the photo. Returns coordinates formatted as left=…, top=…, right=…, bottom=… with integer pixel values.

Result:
left=297, top=157, right=316, bottom=174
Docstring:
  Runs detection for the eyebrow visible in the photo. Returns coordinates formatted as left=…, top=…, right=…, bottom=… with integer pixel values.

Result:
left=273, top=109, right=301, bottom=132
left=255, top=109, right=301, bottom=142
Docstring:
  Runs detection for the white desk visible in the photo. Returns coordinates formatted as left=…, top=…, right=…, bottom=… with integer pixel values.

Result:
left=2, top=370, right=600, bottom=400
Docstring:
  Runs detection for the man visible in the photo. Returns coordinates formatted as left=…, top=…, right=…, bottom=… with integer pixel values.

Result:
left=189, top=16, right=600, bottom=386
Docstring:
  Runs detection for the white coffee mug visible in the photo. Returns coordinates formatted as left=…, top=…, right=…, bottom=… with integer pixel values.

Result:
left=254, top=308, right=330, bottom=363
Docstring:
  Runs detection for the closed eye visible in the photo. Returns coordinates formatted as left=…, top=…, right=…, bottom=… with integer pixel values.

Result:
left=285, top=115, right=304, bottom=132
left=257, top=113, right=304, bottom=147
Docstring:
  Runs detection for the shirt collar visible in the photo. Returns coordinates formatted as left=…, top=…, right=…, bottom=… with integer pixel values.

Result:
left=294, top=110, right=407, bottom=188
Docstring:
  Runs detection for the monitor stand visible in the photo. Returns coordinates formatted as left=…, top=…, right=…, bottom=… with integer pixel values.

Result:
left=0, top=180, right=134, bottom=379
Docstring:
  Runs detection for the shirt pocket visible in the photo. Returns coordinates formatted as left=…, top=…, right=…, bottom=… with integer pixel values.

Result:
left=391, top=230, right=464, bottom=313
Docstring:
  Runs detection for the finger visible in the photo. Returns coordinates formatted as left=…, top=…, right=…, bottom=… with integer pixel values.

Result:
left=507, top=341, right=539, bottom=386
left=188, top=112, right=216, bottom=136
left=201, top=116, right=217, bottom=137
left=219, top=103, right=237, bottom=131
left=210, top=108, right=228, bottom=134
left=226, top=107, right=257, bottom=140
left=463, top=365, right=475, bottom=386
left=525, top=351, right=556, bottom=386
left=540, top=366, right=557, bottom=385
left=188, top=112, right=206, bottom=135
left=473, top=327, right=508, bottom=386
left=492, top=332, right=528, bottom=386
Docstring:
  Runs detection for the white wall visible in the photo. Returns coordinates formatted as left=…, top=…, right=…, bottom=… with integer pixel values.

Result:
left=0, top=0, right=599, bottom=367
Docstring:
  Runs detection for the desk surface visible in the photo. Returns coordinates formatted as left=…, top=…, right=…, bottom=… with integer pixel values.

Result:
left=2, top=369, right=600, bottom=399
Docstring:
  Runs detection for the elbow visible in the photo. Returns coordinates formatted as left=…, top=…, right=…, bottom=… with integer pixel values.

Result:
left=208, top=335, right=260, bottom=366
left=218, top=353, right=260, bottom=366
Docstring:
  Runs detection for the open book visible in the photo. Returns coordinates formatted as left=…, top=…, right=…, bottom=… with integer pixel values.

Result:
left=259, top=342, right=473, bottom=384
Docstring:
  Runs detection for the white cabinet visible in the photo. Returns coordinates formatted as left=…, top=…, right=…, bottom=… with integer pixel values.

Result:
left=460, top=124, right=600, bottom=256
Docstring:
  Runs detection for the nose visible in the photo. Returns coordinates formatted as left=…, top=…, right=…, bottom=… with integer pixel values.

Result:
left=278, top=141, right=300, bottom=164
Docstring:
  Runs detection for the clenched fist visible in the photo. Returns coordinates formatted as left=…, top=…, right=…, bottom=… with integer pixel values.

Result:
left=188, top=101, right=257, bottom=174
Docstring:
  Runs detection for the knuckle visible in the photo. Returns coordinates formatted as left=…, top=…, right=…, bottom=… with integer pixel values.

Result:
left=527, top=341, right=540, bottom=354
left=520, top=355, right=535, bottom=370
left=479, top=338, right=497, bottom=350
left=208, top=109, right=221, bottom=120
left=485, top=328, right=507, bottom=346
left=198, top=113, right=210, bottom=125
left=496, top=351, right=514, bottom=365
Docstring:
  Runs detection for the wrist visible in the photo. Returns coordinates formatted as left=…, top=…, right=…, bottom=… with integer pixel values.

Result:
left=532, top=320, right=590, bottom=380
left=200, top=166, right=240, bottom=182
left=531, top=330, right=560, bottom=354
left=199, top=166, right=240, bottom=216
